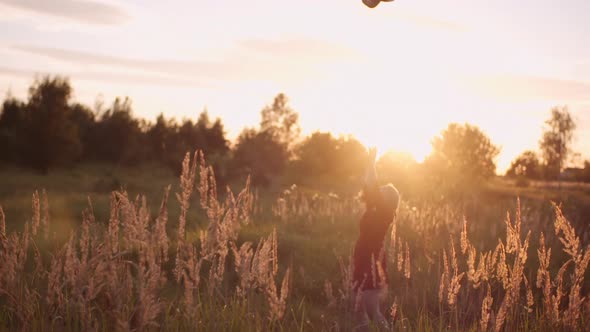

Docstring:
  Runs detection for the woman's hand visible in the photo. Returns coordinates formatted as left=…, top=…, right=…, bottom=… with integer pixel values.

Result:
left=368, top=147, right=377, bottom=166
left=365, top=147, right=378, bottom=187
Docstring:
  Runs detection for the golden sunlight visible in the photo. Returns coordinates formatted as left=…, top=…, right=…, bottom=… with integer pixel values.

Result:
left=1, top=1, right=590, bottom=331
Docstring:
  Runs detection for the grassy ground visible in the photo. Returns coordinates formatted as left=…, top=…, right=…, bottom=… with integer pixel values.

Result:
left=1, top=164, right=589, bottom=331
left=0, top=163, right=186, bottom=239
left=489, top=177, right=590, bottom=206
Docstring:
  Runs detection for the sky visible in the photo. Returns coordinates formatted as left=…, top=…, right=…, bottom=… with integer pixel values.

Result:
left=0, top=0, right=589, bottom=173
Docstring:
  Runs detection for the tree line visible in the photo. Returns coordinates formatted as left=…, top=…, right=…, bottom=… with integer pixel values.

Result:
left=1, top=76, right=587, bottom=196
left=0, top=77, right=364, bottom=188
left=506, top=106, right=590, bottom=183
left=0, top=77, right=231, bottom=175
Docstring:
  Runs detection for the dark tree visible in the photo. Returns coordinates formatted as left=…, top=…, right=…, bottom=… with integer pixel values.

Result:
left=193, top=111, right=230, bottom=157
left=506, top=150, right=541, bottom=179
left=93, top=97, right=148, bottom=165
left=332, top=135, right=368, bottom=187
left=232, top=128, right=288, bottom=186
left=0, top=97, right=27, bottom=165
left=230, top=94, right=300, bottom=186
left=260, top=93, right=300, bottom=151
left=290, top=132, right=368, bottom=191
left=23, top=76, right=82, bottom=173
left=147, top=114, right=174, bottom=162
left=0, top=76, right=235, bottom=172
left=68, top=103, right=96, bottom=161
left=584, top=160, right=590, bottom=182
left=291, top=132, right=340, bottom=185
left=425, top=123, right=500, bottom=193
left=539, top=106, right=576, bottom=180
left=150, top=110, right=230, bottom=177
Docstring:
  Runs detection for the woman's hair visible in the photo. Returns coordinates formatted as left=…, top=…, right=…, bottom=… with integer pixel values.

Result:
left=379, top=184, right=400, bottom=217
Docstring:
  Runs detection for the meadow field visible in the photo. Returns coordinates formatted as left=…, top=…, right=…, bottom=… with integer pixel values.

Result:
left=1, top=152, right=589, bottom=331
left=2, top=0, right=590, bottom=330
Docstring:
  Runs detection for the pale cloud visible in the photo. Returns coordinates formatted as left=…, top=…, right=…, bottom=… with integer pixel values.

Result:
left=393, top=11, right=466, bottom=32
left=238, top=38, right=361, bottom=60
left=14, top=45, right=174, bottom=69
left=0, top=65, right=206, bottom=87
left=13, top=38, right=357, bottom=84
left=0, top=66, right=29, bottom=77
left=465, top=74, right=590, bottom=102
left=12, top=45, right=287, bottom=82
left=0, top=0, right=130, bottom=25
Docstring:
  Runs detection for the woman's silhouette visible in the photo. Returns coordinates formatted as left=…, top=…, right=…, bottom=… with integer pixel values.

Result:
left=353, top=147, right=399, bottom=330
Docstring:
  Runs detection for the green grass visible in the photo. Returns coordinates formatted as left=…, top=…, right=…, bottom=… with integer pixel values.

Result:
left=0, top=163, right=204, bottom=238
left=1, top=164, right=589, bottom=331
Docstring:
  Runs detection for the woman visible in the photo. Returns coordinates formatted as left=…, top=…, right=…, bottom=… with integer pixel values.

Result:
left=353, top=148, right=400, bottom=330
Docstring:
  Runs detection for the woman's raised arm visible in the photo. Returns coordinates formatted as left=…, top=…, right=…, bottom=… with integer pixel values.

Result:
left=363, top=147, right=380, bottom=208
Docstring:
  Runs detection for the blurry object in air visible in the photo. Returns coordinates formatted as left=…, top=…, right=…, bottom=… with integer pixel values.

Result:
left=363, top=0, right=395, bottom=9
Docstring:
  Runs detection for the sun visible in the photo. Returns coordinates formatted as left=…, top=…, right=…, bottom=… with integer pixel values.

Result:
left=352, top=109, right=436, bottom=164
left=373, top=140, right=431, bottom=163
